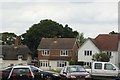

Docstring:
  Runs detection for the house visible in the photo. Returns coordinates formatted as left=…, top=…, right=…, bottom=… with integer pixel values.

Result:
left=37, top=38, right=79, bottom=70
left=0, top=36, right=32, bottom=69
left=78, top=34, right=120, bottom=67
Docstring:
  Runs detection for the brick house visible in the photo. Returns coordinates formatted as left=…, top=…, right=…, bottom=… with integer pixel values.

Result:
left=38, top=38, right=79, bottom=70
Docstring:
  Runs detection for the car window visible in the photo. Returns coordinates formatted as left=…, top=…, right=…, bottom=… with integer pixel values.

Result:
left=104, top=63, right=115, bottom=70
left=67, top=66, right=86, bottom=73
left=5, top=67, right=12, bottom=71
left=30, top=66, right=39, bottom=73
left=12, top=68, right=31, bottom=75
left=94, top=63, right=102, bottom=69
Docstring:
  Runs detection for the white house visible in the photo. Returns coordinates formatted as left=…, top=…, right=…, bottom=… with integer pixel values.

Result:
left=78, top=34, right=120, bottom=67
left=0, top=36, right=32, bottom=69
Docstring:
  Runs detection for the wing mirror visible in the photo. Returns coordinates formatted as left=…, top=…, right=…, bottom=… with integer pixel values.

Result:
left=63, top=72, right=67, bottom=75
left=113, top=68, right=116, bottom=70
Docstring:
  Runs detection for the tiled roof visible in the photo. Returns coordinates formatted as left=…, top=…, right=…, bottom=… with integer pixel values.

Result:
left=38, top=38, right=76, bottom=49
left=1, top=45, right=32, bottom=60
left=93, top=34, right=120, bottom=51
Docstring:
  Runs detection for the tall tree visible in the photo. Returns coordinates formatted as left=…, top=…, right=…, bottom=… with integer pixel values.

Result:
left=76, top=33, right=86, bottom=46
left=21, top=19, right=79, bottom=57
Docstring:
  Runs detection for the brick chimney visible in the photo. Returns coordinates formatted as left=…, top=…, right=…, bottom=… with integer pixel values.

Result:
left=53, top=37, right=58, bottom=43
left=14, top=36, right=19, bottom=48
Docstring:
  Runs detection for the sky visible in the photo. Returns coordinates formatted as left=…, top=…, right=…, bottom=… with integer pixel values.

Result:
left=0, top=0, right=119, bottom=38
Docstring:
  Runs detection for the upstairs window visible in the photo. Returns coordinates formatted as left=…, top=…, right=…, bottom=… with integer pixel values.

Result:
left=60, top=50, right=68, bottom=56
left=84, top=50, right=92, bottom=56
left=42, top=50, right=50, bottom=56
left=106, top=52, right=112, bottom=57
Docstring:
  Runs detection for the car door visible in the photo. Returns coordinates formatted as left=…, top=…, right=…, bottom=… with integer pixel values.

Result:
left=92, top=63, right=104, bottom=76
left=31, top=66, right=43, bottom=80
left=104, top=63, right=118, bottom=76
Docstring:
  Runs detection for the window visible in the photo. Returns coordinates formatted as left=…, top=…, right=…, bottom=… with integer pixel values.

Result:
left=60, top=50, right=68, bottom=56
left=57, top=61, right=67, bottom=67
left=104, top=63, right=115, bottom=70
left=84, top=62, right=92, bottom=67
left=40, top=61, right=49, bottom=67
left=94, top=63, right=102, bottom=69
left=106, top=52, right=112, bottom=56
left=18, top=55, right=23, bottom=60
left=42, top=50, right=50, bottom=56
left=84, top=50, right=92, bottom=56
left=12, top=68, right=31, bottom=75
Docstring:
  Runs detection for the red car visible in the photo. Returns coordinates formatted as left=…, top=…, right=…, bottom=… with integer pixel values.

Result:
left=60, top=65, right=91, bottom=80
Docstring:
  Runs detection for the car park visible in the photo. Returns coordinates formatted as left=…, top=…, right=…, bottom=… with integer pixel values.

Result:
left=60, top=65, right=91, bottom=80
left=0, top=65, right=60, bottom=80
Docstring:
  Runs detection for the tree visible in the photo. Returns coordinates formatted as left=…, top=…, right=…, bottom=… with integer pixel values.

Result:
left=109, top=31, right=118, bottom=34
left=92, top=52, right=111, bottom=62
left=21, top=19, right=79, bottom=57
left=76, top=33, right=86, bottom=46
left=1, top=32, right=23, bottom=45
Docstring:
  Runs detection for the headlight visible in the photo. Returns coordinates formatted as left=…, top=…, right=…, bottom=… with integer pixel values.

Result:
left=53, top=73, right=59, bottom=77
left=85, top=74, right=91, bottom=78
left=70, top=75, right=76, bottom=78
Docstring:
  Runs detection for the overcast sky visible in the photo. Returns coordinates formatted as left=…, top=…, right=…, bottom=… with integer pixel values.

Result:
left=0, top=0, right=119, bottom=38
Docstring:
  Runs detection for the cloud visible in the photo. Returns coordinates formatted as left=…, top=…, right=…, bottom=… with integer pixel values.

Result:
left=0, top=1, right=118, bottom=37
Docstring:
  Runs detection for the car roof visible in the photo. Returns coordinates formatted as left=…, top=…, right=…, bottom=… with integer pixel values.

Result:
left=12, top=65, right=31, bottom=68
left=65, top=65, right=83, bottom=67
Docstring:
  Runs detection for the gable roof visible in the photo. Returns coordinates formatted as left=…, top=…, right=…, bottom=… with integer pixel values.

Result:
left=93, top=34, right=120, bottom=51
left=38, top=38, right=77, bottom=49
left=1, top=45, right=32, bottom=60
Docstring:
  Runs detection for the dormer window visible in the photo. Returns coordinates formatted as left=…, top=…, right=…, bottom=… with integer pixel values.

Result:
left=18, top=55, right=23, bottom=60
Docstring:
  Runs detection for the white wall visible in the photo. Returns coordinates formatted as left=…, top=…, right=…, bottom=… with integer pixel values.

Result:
left=118, top=41, right=120, bottom=67
left=78, top=39, right=100, bottom=62
left=109, top=51, right=119, bottom=67
left=2, top=60, right=27, bottom=68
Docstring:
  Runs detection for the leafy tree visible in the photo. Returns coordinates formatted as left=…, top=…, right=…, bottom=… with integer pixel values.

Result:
left=76, top=33, right=86, bottom=46
left=1, top=32, right=23, bottom=45
left=109, top=31, right=118, bottom=34
left=1, top=32, right=16, bottom=45
left=92, top=52, right=111, bottom=62
left=21, top=19, right=79, bottom=57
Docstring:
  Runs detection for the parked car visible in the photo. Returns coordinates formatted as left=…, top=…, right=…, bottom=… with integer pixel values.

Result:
left=87, top=62, right=120, bottom=80
left=83, top=65, right=91, bottom=74
left=60, top=65, right=91, bottom=80
left=0, top=67, right=12, bottom=80
left=0, top=65, right=60, bottom=80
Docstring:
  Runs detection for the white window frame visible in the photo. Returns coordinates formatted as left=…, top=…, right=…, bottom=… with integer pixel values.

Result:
left=42, top=50, right=50, bottom=56
left=60, top=50, right=68, bottom=56
left=84, top=50, right=92, bottom=56
left=57, top=61, right=67, bottom=67
left=40, top=61, right=49, bottom=67
left=106, top=51, right=112, bottom=56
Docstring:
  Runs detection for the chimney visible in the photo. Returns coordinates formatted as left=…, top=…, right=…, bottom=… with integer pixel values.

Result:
left=14, top=36, right=19, bottom=48
left=53, top=37, right=58, bottom=43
